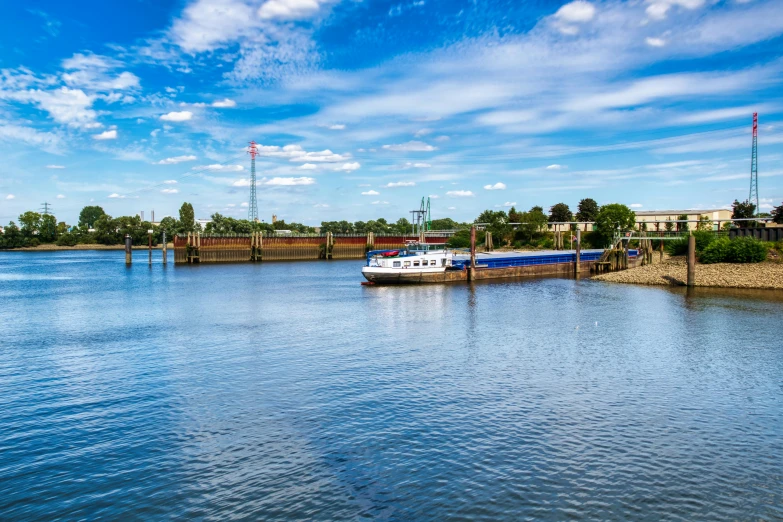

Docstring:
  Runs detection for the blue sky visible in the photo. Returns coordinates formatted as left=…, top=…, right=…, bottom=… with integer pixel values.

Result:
left=0, top=0, right=782, bottom=225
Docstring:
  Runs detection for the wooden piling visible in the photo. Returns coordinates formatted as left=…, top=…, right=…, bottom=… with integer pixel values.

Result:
left=148, top=232, right=152, bottom=265
left=125, top=234, right=132, bottom=265
left=162, top=232, right=167, bottom=265
left=687, top=233, right=696, bottom=287
left=575, top=228, right=581, bottom=276
left=469, top=225, right=476, bottom=282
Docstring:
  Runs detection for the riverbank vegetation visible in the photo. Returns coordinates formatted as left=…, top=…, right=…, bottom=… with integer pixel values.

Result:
left=3, top=199, right=781, bottom=252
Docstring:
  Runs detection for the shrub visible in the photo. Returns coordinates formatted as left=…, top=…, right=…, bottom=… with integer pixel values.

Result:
left=665, top=231, right=716, bottom=256
left=56, top=233, right=78, bottom=247
left=699, top=237, right=731, bottom=264
left=726, top=236, right=768, bottom=263
left=666, top=237, right=689, bottom=256
left=27, top=238, right=40, bottom=247
left=700, top=237, right=768, bottom=264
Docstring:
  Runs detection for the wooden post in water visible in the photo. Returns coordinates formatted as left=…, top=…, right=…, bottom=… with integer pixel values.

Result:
left=148, top=230, right=152, bottom=266
left=125, top=234, right=132, bottom=265
left=469, top=226, right=476, bottom=282
left=162, top=232, right=167, bottom=265
left=687, top=233, right=696, bottom=287
left=575, top=228, right=581, bottom=276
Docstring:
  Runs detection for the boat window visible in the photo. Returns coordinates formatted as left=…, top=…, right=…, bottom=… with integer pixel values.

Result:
left=393, top=261, right=401, bottom=267
left=430, top=260, right=437, bottom=266
left=404, top=261, right=411, bottom=267
left=413, top=261, right=420, bottom=267
left=442, top=259, right=447, bottom=266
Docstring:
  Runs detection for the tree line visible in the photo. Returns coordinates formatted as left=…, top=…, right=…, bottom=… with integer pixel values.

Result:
left=2, top=198, right=781, bottom=250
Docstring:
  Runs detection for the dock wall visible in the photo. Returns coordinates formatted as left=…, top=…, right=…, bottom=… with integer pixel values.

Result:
left=173, top=233, right=446, bottom=264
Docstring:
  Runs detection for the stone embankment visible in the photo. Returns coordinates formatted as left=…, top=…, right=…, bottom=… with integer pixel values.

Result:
left=594, top=258, right=783, bottom=290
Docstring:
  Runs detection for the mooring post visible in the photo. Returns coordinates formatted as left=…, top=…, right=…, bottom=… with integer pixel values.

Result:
left=162, top=231, right=167, bottom=265
left=148, top=230, right=153, bottom=266
left=687, top=233, right=696, bottom=287
left=575, top=228, right=581, bottom=276
left=469, top=225, right=476, bottom=282
left=125, top=234, right=132, bottom=265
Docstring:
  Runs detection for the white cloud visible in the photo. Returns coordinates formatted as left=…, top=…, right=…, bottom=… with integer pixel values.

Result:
left=483, top=182, right=506, bottom=190
left=502, top=201, right=517, bottom=207
left=448, top=206, right=456, bottom=210
left=108, top=193, right=125, bottom=198
left=212, top=98, right=236, bottom=108
left=56, top=194, right=66, bottom=199
left=240, top=202, right=249, bottom=207
left=386, top=181, right=416, bottom=187
left=447, top=190, right=475, bottom=197
left=160, top=111, right=193, bottom=122
left=264, top=176, right=316, bottom=185
left=646, top=0, right=705, bottom=21
left=258, top=0, right=328, bottom=19
left=314, top=203, right=329, bottom=208
left=195, top=164, right=244, bottom=172
left=338, top=162, right=361, bottom=171
left=299, top=163, right=318, bottom=169
left=555, top=1, right=596, bottom=23
left=630, top=203, right=643, bottom=208
left=371, top=200, right=390, bottom=205
left=428, top=194, right=439, bottom=199
left=255, top=144, right=349, bottom=163
left=382, top=141, right=437, bottom=152
left=4, top=87, right=99, bottom=128
left=47, top=164, right=66, bottom=169
left=161, top=188, right=179, bottom=194
left=362, top=190, right=380, bottom=195
left=157, top=155, right=197, bottom=165
left=329, top=123, right=346, bottom=130
left=546, top=164, right=564, bottom=170
left=93, top=129, right=117, bottom=140
left=163, top=180, right=178, bottom=184
left=646, top=37, right=667, bottom=47
left=5, top=194, right=15, bottom=200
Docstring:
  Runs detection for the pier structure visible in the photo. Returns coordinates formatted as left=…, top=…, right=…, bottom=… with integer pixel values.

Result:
left=173, top=232, right=451, bottom=264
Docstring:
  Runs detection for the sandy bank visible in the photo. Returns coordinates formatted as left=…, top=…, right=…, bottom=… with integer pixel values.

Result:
left=594, top=258, right=783, bottom=290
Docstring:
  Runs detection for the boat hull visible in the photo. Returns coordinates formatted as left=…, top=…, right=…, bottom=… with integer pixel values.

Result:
left=361, top=267, right=463, bottom=284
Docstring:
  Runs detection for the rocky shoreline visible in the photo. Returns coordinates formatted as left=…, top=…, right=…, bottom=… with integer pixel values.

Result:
left=594, top=257, right=783, bottom=290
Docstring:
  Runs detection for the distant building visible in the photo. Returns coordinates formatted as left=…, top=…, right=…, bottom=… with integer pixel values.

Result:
left=634, top=209, right=732, bottom=230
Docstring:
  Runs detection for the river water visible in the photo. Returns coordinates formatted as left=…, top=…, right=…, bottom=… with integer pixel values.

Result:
left=1, top=251, right=782, bottom=520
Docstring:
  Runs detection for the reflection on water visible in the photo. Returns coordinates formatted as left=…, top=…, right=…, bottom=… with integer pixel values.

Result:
left=1, top=251, right=782, bottom=520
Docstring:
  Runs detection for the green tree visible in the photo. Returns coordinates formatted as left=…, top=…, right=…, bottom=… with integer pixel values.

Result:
left=179, top=202, right=195, bottom=232
left=0, top=221, right=25, bottom=249
left=39, top=214, right=57, bottom=242
left=771, top=202, right=783, bottom=224
left=676, top=214, right=689, bottom=233
left=56, top=221, right=69, bottom=236
left=19, top=211, right=42, bottom=237
left=731, top=199, right=756, bottom=227
left=78, top=206, right=106, bottom=228
left=549, top=203, right=573, bottom=223
left=430, top=218, right=458, bottom=230
left=393, top=218, right=411, bottom=234
left=696, top=215, right=713, bottom=231
left=515, top=206, right=548, bottom=243
left=664, top=217, right=674, bottom=232
left=158, top=216, right=179, bottom=239
left=594, top=204, right=636, bottom=245
left=575, top=198, right=600, bottom=222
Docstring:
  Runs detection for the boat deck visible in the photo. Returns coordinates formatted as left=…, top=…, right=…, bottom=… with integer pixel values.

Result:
left=451, top=249, right=636, bottom=270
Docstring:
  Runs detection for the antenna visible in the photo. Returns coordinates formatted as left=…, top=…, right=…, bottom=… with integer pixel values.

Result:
left=248, top=141, right=259, bottom=222
left=749, top=112, right=759, bottom=216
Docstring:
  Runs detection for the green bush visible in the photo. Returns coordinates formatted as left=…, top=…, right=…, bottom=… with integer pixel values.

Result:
left=665, top=231, right=716, bottom=256
left=56, top=233, right=79, bottom=247
left=699, top=237, right=731, bottom=263
left=699, top=236, right=768, bottom=264
left=727, top=236, right=768, bottom=263
left=666, top=237, right=689, bottom=256
left=27, top=238, right=40, bottom=247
